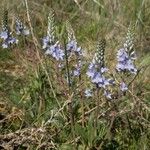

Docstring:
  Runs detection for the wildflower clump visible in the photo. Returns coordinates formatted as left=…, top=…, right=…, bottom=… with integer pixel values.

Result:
left=116, top=25, right=137, bottom=92
left=87, top=39, right=114, bottom=99
left=42, top=10, right=64, bottom=61
left=116, top=26, right=137, bottom=74
left=0, top=10, right=18, bottom=48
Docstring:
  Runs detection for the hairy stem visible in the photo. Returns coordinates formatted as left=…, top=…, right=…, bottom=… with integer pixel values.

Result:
left=64, top=38, right=75, bottom=143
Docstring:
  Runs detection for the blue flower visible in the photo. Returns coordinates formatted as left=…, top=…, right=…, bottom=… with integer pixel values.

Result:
left=86, top=60, right=114, bottom=99
left=98, top=76, right=110, bottom=88
left=73, top=66, right=80, bottom=76
left=15, top=19, right=30, bottom=36
left=0, top=30, right=18, bottom=48
left=45, top=41, right=64, bottom=61
left=2, top=37, right=18, bottom=48
left=42, top=36, right=50, bottom=49
left=85, top=89, right=93, bottom=97
left=0, top=31, right=9, bottom=39
left=104, top=90, right=112, bottom=99
left=120, top=82, right=128, bottom=92
left=67, top=40, right=83, bottom=56
left=91, top=72, right=102, bottom=84
left=72, top=60, right=82, bottom=76
left=67, top=40, right=77, bottom=51
left=16, top=27, right=29, bottom=36
left=91, top=73, right=110, bottom=88
left=86, top=63, right=96, bottom=78
left=100, top=67, right=108, bottom=73
left=116, top=48, right=137, bottom=74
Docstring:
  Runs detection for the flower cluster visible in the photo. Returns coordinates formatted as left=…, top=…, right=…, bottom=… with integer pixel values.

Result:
left=116, top=25, right=137, bottom=74
left=66, top=40, right=83, bottom=57
left=116, top=48, right=137, bottom=74
left=42, top=11, right=65, bottom=61
left=66, top=21, right=83, bottom=76
left=45, top=41, right=64, bottom=61
left=72, top=60, right=82, bottom=76
left=15, top=17, right=30, bottom=36
left=120, top=82, right=128, bottom=92
left=87, top=62, right=114, bottom=99
left=42, top=36, right=50, bottom=49
left=66, top=39, right=83, bottom=77
left=0, top=30, right=18, bottom=48
left=116, top=25, right=137, bottom=92
left=86, top=39, right=114, bottom=99
left=0, top=10, right=18, bottom=48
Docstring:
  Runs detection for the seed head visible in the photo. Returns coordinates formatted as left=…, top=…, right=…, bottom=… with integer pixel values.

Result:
left=93, top=39, right=106, bottom=68
left=2, top=9, right=8, bottom=31
left=124, top=24, right=135, bottom=54
left=66, top=21, right=76, bottom=42
left=47, top=10, right=55, bottom=44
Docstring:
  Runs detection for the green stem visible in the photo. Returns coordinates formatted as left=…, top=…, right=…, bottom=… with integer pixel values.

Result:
left=95, top=85, right=100, bottom=129
left=64, top=37, right=75, bottom=142
left=76, top=55, right=85, bottom=127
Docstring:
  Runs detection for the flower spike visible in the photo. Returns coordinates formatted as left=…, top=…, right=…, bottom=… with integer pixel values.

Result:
left=0, top=9, right=18, bottom=48
left=47, top=9, right=55, bottom=44
left=93, top=39, right=106, bottom=68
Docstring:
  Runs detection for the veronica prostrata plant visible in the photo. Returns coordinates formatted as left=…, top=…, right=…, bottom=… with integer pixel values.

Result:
left=66, top=21, right=83, bottom=77
left=86, top=39, right=114, bottom=99
left=0, top=9, right=18, bottom=48
left=116, top=25, right=137, bottom=92
left=42, top=10, right=64, bottom=61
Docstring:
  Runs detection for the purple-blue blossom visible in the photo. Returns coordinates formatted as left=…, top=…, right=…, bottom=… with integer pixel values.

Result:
left=86, top=61, right=114, bottom=99
left=66, top=40, right=83, bottom=56
left=15, top=18, right=30, bottom=36
left=91, top=73, right=111, bottom=88
left=73, top=66, right=81, bottom=76
left=72, top=60, right=82, bottom=76
left=0, top=31, right=9, bottom=39
left=42, top=36, right=50, bottom=49
left=120, top=82, right=128, bottom=92
left=104, top=90, right=112, bottom=99
left=85, top=89, right=93, bottom=97
left=45, top=41, right=64, bottom=61
left=67, top=40, right=77, bottom=51
left=86, top=63, right=96, bottom=78
left=116, top=48, right=137, bottom=74
left=0, top=30, right=18, bottom=48
left=2, top=37, right=18, bottom=48
left=87, top=63, right=111, bottom=87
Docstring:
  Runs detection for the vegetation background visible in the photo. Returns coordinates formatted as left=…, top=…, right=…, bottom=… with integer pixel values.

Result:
left=0, top=0, right=150, bottom=149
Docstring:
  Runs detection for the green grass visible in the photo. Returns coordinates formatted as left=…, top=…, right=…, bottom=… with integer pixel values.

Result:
left=0, top=0, right=150, bottom=149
